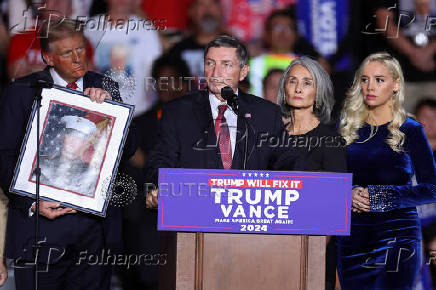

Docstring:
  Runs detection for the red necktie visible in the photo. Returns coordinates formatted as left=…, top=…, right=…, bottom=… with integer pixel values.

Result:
left=215, top=105, right=232, bottom=169
left=66, top=82, right=78, bottom=90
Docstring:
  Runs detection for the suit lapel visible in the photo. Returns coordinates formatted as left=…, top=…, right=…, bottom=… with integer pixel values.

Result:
left=83, top=72, right=94, bottom=90
left=37, top=66, right=54, bottom=83
left=192, top=90, right=222, bottom=169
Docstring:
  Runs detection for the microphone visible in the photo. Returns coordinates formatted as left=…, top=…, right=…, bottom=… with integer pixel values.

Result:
left=221, top=86, right=239, bottom=114
left=30, top=80, right=84, bottom=97
left=221, top=85, right=250, bottom=170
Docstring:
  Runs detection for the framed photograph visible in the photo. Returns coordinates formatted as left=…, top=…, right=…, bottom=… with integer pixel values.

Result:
left=10, top=87, right=134, bottom=216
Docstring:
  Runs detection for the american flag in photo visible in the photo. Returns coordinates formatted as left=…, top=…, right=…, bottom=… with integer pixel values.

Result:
left=40, top=103, right=86, bottom=156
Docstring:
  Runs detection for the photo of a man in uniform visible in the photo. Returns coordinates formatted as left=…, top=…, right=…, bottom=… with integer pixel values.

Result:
left=32, top=109, right=113, bottom=196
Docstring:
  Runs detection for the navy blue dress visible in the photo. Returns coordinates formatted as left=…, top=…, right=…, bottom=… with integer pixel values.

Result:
left=337, top=118, right=436, bottom=289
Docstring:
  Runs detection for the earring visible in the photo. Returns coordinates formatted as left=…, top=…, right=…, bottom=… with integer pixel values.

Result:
left=313, top=100, right=319, bottom=113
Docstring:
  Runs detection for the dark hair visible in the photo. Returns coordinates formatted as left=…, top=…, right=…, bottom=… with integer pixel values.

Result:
left=265, top=8, right=296, bottom=32
left=415, top=98, right=436, bottom=115
left=204, top=35, right=249, bottom=67
left=263, top=68, right=285, bottom=88
left=40, top=18, right=86, bottom=52
left=152, top=54, right=191, bottom=80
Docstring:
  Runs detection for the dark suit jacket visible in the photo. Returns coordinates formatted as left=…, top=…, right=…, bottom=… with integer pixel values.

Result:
left=0, top=67, right=133, bottom=262
left=145, top=89, right=298, bottom=185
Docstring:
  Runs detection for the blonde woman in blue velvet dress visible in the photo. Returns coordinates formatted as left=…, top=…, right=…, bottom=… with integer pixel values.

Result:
left=337, top=52, right=436, bottom=289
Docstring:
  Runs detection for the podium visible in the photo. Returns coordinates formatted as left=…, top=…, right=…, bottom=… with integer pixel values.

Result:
left=159, top=232, right=326, bottom=290
left=156, top=168, right=351, bottom=289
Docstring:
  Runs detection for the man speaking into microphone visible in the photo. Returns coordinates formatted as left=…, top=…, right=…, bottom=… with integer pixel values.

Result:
left=145, top=35, right=298, bottom=207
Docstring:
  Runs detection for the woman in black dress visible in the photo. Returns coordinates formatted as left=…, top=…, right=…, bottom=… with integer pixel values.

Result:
left=276, top=56, right=346, bottom=172
left=276, top=56, right=347, bottom=289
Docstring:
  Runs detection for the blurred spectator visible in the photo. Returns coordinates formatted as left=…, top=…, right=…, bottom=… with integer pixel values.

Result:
left=368, top=0, right=436, bottom=111
left=249, top=8, right=328, bottom=98
left=221, top=0, right=293, bottom=52
left=295, top=0, right=358, bottom=123
left=85, top=0, right=162, bottom=116
left=103, top=43, right=135, bottom=103
left=295, top=0, right=352, bottom=69
left=8, top=0, right=33, bottom=34
left=129, top=54, right=191, bottom=170
left=262, top=68, right=283, bottom=104
left=239, top=77, right=251, bottom=94
left=415, top=98, right=436, bottom=287
left=0, top=6, right=8, bottom=91
left=8, top=0, right=93, bottom=32
left=71, top=0, right=94, bottom=19
left=142, top=0, right=192, bottom=31
left=150, top=54, right=191, bottom=104
left=121, top=54, right=190, bottom=290
left=7, top=0, right=94, bottom=81
left=89, top=0, right=108, bottom=16
left=416, top=98, right=436, bottom=158
left=167, top=0, right=225, bottom=78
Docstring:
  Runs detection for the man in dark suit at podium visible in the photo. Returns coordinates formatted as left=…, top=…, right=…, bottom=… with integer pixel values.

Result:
left=0, top=18, right=134, bottom=290
left=145, top=35, right=297, bottom=207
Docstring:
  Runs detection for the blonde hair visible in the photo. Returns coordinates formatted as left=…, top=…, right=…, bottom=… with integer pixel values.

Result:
left=339, top=52, right=407, bottom=152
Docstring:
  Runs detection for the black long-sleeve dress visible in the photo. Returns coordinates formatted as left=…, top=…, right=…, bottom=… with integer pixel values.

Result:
left=289, top=122, right=347, bottom=290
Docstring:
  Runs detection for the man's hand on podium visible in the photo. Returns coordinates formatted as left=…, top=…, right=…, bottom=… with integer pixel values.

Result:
left=146, top=189, right=159, bottom=209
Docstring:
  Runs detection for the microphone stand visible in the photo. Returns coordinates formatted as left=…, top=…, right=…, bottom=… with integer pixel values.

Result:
left=31, top=80, right=53, bottom=290
left=29, top=80, right=85, bottom=289
left=243, top=120, right=248, bottom=170
left=33, top=86, right=43, bottom=290
left=226, top=97, right=249, bottom=170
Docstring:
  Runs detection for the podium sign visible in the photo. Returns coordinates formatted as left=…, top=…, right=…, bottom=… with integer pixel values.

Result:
left=158, top=168, right=351, bottom=235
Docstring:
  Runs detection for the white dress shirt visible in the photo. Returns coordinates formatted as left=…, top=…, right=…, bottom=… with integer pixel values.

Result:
left=50, top=68, right=84, bottom=92
left=209, top=92, right=238, bottom=158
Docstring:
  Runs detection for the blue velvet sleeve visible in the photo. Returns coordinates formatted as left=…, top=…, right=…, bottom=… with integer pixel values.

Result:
left=369, top=124, right=436, bottom=212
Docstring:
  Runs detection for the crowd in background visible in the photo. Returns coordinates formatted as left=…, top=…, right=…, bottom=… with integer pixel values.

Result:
left=0, top=0, right=436, bottom=289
